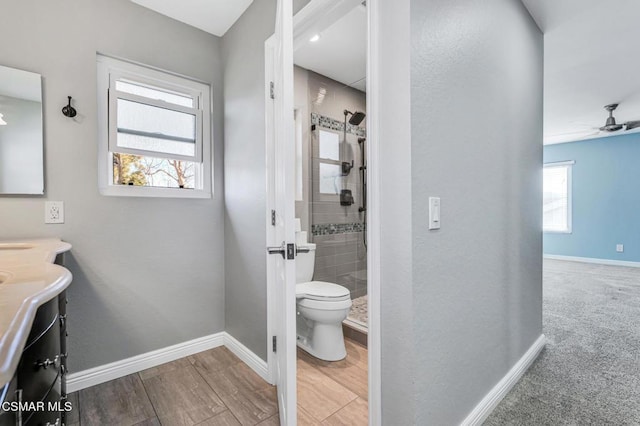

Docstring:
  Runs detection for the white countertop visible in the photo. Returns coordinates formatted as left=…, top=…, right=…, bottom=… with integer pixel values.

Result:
left=0, top=239, right=72, bottom=388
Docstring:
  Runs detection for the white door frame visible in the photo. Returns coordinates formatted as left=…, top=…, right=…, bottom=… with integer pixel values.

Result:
left=265, top=0, right=382, bottom=424
left=266, top=0, right=297, bottom=423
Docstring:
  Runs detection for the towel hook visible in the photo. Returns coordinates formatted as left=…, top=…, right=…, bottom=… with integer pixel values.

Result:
left=62, top=96, right=77, bottom=118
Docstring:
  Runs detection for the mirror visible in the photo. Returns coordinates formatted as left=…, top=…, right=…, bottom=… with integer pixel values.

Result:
left=0, top=64, right=44, bottom=195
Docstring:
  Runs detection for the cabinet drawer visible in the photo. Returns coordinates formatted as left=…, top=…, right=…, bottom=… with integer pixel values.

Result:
left=25, top=298, right=59, bottom=349
left=19, top=317, right=61, bottom=405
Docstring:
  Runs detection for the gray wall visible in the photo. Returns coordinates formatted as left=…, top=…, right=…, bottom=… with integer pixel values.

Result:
left=377, top=0, right=416, bottom=423
left=221, top=0, right=277, bottom=361
left=0, top=0, right=225, bottom=372
left=222, top=0, right=311, bottom=362
left=409, top=0, right=543, bottom=424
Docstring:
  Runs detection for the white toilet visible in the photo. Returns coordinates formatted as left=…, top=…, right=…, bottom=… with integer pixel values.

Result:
left=296, top=242, right=352, bottom=361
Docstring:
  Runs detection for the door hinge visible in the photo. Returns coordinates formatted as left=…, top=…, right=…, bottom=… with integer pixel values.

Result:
left=271, top=210, right=276, bottom=226
left=272, top=336, right=277, bottom=352
left=270, top=81, right=275, bottom=99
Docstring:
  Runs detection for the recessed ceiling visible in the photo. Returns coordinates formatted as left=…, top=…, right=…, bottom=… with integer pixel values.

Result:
left=521, top=0, right=640, bottom=144
left=130, top=0, right=253, bottom=37
left=294, top=4, right=367, bottom=92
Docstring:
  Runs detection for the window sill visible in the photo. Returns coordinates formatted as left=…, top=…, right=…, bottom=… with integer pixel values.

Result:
left=99, top=185, right=211, bottom=199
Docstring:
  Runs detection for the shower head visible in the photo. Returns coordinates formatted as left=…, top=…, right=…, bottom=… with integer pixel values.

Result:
left=349, top=112, right=366, bottom=125
left=344, top=109, right=366, bottom=126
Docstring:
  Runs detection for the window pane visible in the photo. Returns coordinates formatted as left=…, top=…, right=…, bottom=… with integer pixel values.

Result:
left=117, top=132, right=195, bottom=157
left=543, top=166, right=569, bottom=231
left=116, top=98, right=196, bottom=157
left=319, top=129, right=340, bottom=161
left=112, top=153, right=196, bottom=189
left=319, top=163, right=341, bottom=194
left=116, top=81, right=194, bottom=107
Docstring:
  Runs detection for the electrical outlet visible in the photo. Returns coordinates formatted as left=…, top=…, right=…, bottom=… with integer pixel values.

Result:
left=45, top=201, right=64, bottom=224
left=616, top=244, right=624, bottom=253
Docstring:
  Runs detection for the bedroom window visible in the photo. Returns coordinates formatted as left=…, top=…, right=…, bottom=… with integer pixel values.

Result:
left=543, top=161, right=574, bottom=233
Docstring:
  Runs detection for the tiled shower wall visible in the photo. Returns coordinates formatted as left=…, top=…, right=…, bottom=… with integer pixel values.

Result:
left=294, top=66, right=367, bottom=299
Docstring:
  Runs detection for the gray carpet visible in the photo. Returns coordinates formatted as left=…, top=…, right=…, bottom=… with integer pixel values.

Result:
left=484, top=259, right=640, bottom=426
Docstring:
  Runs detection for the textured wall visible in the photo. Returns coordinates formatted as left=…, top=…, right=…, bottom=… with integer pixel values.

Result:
left=544, top=133, right=640, bottom=262
left=0, top=0, right=226, bottom=372
left=376, top=0, right=416, bottom=423
left=410, top=0, right=543, bottom=423
left=221, top=0, right=277, bottom=361
left=221, top=0, right=311, bottom=363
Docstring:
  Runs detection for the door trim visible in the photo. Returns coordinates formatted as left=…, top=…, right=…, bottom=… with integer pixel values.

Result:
left=366, top=0, right=382, bottom=423
left=265, top=0, right=382, bottom=424
left=264, top=35, right=277, bottom=386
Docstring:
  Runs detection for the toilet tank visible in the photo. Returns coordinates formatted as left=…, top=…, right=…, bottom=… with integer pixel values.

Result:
left=296, top=243, right=316, bottom=283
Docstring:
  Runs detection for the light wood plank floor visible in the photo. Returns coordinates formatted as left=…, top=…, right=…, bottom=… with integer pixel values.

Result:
left=67, top=338, right=367, bottom=426
left=68, top=346, right=278, bottom=426
left=297, top=338, right=368, bottom=425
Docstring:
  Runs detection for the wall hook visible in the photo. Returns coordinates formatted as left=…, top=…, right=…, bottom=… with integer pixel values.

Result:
left=62, top=96, right=77, bottom=118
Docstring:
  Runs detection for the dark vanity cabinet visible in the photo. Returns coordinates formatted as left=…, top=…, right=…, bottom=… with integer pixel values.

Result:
left=0, top=291, right=68, bottom=426
left=0, top=375, right=17, bottom=426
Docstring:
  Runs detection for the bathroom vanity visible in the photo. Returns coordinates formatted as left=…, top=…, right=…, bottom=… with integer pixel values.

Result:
left=0, top=240, right=72, bottom=426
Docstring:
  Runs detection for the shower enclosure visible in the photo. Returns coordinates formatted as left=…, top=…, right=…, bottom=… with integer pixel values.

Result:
left=308, top=112, right=368, bottom=330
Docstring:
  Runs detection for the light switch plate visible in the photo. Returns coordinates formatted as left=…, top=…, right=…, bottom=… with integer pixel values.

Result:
left=45, top=201, right=64, bottom=224
left=428, top=197, right=441, bottom=230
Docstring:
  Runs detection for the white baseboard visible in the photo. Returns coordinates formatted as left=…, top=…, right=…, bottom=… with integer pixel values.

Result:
left=460, top=334, right=546, bottom=426
left=544, top=254, right=640, bottom=268
left=67, top=332, right=268, bottom=393
left=223, top=333, right=270, bottom=383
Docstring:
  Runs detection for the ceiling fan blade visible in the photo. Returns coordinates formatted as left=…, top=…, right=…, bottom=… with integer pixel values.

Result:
left=624, top=120, right=640, bottom=130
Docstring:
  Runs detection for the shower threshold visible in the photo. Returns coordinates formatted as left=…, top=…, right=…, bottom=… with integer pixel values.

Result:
left=344, top=294, right=368, bottom=333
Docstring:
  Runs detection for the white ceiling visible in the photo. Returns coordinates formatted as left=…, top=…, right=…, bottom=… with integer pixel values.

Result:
left=130, top=0, right=366, bottom=91
left=521, top=0, right=640, bottom=144
left=130, top=0, right=253, bottom=37
left=294, top=4, right=367, bottom=92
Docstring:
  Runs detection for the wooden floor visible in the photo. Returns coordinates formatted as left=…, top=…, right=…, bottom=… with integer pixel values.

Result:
left=67, top=338, right=367, bottom=426
left=297, top=338, right=368, bottom=425
left=68, top=346, right=278, bottom=426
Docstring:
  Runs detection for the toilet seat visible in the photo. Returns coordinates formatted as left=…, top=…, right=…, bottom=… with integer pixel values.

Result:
left=296, top=281, right=350, bottom=302
left=298, top=297, right=352, bottom=311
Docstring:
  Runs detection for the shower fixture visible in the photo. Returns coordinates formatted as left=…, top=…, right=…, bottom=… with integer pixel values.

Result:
left=344, top=109, right=366, bottom=126
left=358, top=136, right=367, bottom=250
left=341, top=110, right=366, bottom=176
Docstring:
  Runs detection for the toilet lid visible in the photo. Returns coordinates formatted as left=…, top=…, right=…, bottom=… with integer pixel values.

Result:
left=296, top=281, right=351, bottom=301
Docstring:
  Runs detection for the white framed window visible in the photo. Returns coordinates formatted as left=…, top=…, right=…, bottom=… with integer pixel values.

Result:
left=543, top=161, right=574, bottom=233
left=97, top=54, right=212, bottom=198
left=317, top=129, right=342, bottom=195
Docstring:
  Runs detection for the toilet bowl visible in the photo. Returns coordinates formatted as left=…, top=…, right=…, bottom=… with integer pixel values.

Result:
left=296, top=281, right=352, bottom=361
left=295, top=240, right=352, bottom=362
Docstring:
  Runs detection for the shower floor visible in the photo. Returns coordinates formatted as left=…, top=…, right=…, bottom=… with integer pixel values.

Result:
left=347, top=295, right=368, bottom=329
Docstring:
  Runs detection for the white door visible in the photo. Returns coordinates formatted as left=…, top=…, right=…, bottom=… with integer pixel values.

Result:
left=266, top=0, right=296, bottom=424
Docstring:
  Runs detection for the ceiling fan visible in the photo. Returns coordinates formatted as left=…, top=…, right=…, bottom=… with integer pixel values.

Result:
left=599, top=103, right=640, bottom=132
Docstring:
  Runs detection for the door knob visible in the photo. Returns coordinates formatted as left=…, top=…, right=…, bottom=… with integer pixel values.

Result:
left=267, top=242, right=295, bottom=259
left=267, top=242, right=287, bottom=259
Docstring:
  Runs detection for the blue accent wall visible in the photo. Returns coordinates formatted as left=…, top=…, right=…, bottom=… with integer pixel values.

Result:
left=544, top=133, right=640, bottom=261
